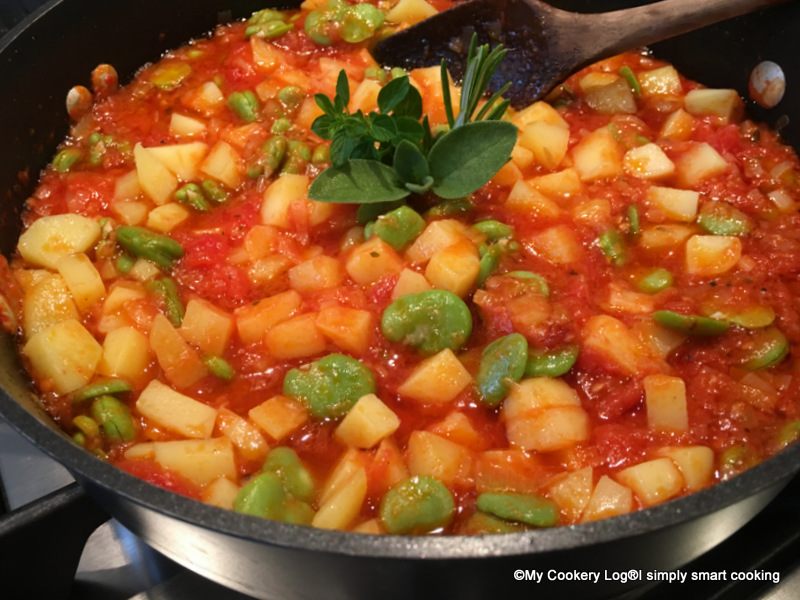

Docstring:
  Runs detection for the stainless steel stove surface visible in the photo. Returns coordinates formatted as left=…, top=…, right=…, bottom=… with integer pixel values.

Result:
left=2, top=2, right=800, bottom=599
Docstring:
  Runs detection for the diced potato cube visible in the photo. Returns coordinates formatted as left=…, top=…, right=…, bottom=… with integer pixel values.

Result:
left=169, top=113, right=207, bottom=137
left=644, top=374, right=688, bottom=432
left=134, top=143, right=178, bottom=205
left=492, top=158, right=523, bottom=187
left=152, top=437, right=236, bottom=486
left=112, top=200, right=149, bottom=225
left=102, top=282, right=146, bottom=314
left=137, top=379, right=217, bottom=438
left=114, top=170, right=142, bottom=201
left=425, top=240, right=480, bottom=297
left=22, top=319, right=103, bottom=394
left=675, top=142, right=728, bottom=187
left=17, top=214, right=101, bottom=270
left=584, top=78, right=637, bottom=114
left=183, top=81, right=225, bottom=115
left=368, top=438, right=409, bottom=495
left=250, top=36, right=283, bottom=72
left=199, top=141, right=242, bottom=189
left=572, top=127, right=623, bottom=181
left=632, top=318, right=686, bottom=360
left=657, top=446, right=714, bottom=492
left=615, top=457, right=684, bottom=507
left=385, top=0, right=437, bottom=25
left=685, top=235, right=742, bottom=276
left=582, top=314, right=650, bottom=376
left=529, top=225, right=582, bottom=265
left=510, top=143, right=535, bottom=169
left=603, top=283, right=655, bottom=315
left=396, top=348, right=473, bottom=404
left=247, top=254, right=293, bottom=287
left=263, top=313, right=327, bottom=359
left=548, top=467, right=594, bottom=523
left=22, top=273, right=79, bottom=338
left=234, top=289, right=301, bottom=345
left=391, top=268, right=431, bottom=300
left=638, top=224, right=693, bottom=250
left=406, top=430, right=473, bottom=486
left=660, top=108, right=694, bottom=140
left=578, top=72, right=620, bottom=94
left=243, top=224, right=278, bottom=260
left=216, top=408, right=269, bottom=462
left=335, top=393, right=400, bottom=448
left=505, top=405, right=590, bottom=452
left=288, top=255, right=343, bottom=293
left=504, top=179, right=562, bottom=219
left=146, top=203, right=190, bottom=233
left=647, top=186, right=699, bottom=222
left=179, top=298, right=234, bottom=357
left=684, top=88, right=743, bottom=121
left=352, top=518, right=383, bottom=534
left=202, top=476, right=240, bottom=509
left=319, top=448, right=370, bottom=505
left=519, top=120, right=570, bottom=170
left=248, top=395, right=308, bottom=440
left=581, top=475, right=633, bottom=522
left=149, top=313, right=208, bottom=388
left=427, top=411, right=485, bottom=450
left=148, top=142, right=209, bottom=181
left=312, top=466, right=367, bottom=530
left=128, top=258, right=161, bottom=282
left=638, top=65, right=683, bottom=97
left=404, top=219, right=480, bottom=265
left=572, top=199, right=612, bottom=229
left=529, top=168, right=583, bottom=196
left=98, top=326, right=151, bottom=380
left=474, top=448, right=543, bottom=495
left=261, top=174, right=309, bottom=228
left=623, top=143, right=675, bottom=180
left=348, top=78, right=382, bottom=113
left=345, top=236, right=405, bottom=285
left=503, top=377, right=581, bottom=418
left=511, top=100, right=568, bottom=129
left=315, top=304, right=374, bottom=355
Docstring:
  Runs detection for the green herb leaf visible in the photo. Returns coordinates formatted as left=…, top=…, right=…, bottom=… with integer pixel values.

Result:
left=335, top=70, right=350, bottom=109
left=393, top=139, right=430, bottom=185
left=308, top=159, right=409, bottom=203
left=378, top=75, right=410, bottom=114
left=428, top=120, right=517, bottom=199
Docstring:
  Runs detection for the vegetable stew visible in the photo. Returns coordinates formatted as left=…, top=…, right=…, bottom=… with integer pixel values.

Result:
left=3, top=0, right=800, bottom=536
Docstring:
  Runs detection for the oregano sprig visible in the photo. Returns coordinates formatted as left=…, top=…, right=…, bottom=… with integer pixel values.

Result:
left=307, top=35, right=517, bottom=204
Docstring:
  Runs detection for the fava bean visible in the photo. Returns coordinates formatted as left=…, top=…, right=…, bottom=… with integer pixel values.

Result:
left=461, top=512, right=527, bottom=534
left=653, top=309, right=729, bottom=336
left=263, top=447, right=316, bottom=503
left=525, top=344, right=579, bottom=377
left=283, top=353, right=376, bottom=419
left=73, top=379, right=132, bottom=403
left=776, top=421, right=800, bottom=449
left=261, top=135, right=288, bottom=176
left=72, top=415, right=100, bottom=439
left=698, top=201, right=753, bottom=236
left=53, top=148, right=82, bottom=173
left=727, top=306, right=776, bottom=329
left=304, top=0, right=348, bottom=46
left=476, top=333, right=528, bottom=406
left=381, top=289, right=472, bottom=356
left=476, top=491, right=558, bottom=527
left=116, top=225, right=185, bottom=270
left=627, top=204, right=640, bottom=235
left=175, top=183, right=210, bottom=212
left=271, top=117, right=292, bottom=134
left=90, top=395, right=136, bottom=442
left=340, top=3, right=384, bottom=43
left=202, top=355, right=235, bottom=381
left=277, top=85, right=305, bottom=109
left=636, top=267, right=673, bottom=294
left=379, top=476, right=454, bottom=535
left=597, top=228, right=627, bottom=266
left=234, top=471, right=288, bottom=519
left=227, top=90, right=261, bottom=123
left=739, top=326, right=789, bottom=370
left=368, top=205, right=425, bottom=250
left=282, top=140, right=311, bottom=174
left=150, top=63, right=191, bottom=91
left=473, top=219, right=513, bottom=241
left=505, top=271, right=550, bottom=297
left=477, top=244, right=503, bottom=287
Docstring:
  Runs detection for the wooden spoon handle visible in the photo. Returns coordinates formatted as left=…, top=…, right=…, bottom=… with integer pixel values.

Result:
left=558, top=0, right=793, bottom=63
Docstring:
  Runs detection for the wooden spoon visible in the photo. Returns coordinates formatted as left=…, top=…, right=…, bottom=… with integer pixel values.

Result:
left=370, top=0, right=791, bottom=107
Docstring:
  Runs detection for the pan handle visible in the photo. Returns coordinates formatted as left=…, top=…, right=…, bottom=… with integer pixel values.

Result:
left=0, top=482, right=110, bottom=599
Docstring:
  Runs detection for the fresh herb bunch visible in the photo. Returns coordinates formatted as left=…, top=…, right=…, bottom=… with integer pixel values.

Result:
left=307, top=36, right=518, bottom=205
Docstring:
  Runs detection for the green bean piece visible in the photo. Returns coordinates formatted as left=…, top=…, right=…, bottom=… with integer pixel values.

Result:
left=281, top=140, right=311, bottom=174
left=525, top=344, right=579, bottom=378
left=381, top=289, right=473, bottom=356
left=116, top=253, right=135, bottom=274
left=340, top=3, right=384, bottom=43
left=116, top=226, right=185, bottom=270
left=477, top=244, right=503, bottom=287
left=262, top=447, right=316, bottom=503
left=73, top=379, right=133, bottom=403
left=53, top=148, right=82, bottom=173
left=90, top=395, right=136, bottom=442
left=476, top=492, right=559, bottom=527
left=277, top=85, right=305, bottom=109
left=461, top=512, right=527, bottom=534
left=227, top=90, right=261, bottom=123
left=739, top=326, right=789, bottom=370
left=150, top=63, right=192, bottom=91
left=283, top=353, right=376, bottom=419
left=147, top=277, right=185, bottom=326
left=635, top=267, right=673, bottom=294
left=261, top=135, right=288, bottom=177
left=379, top=476, right=455, bottom=535
left=697, top=201, right=753, bottom=236
left=652, top=309, right=729, bottom=336
left=202, top=355, right=235, bottom=380
left=368, top=205, right=425, bottom=250
left=72, top=415, right=100, bottom=439
left=473, top=219, right=514, bottom=241
left=627, top=204, right=640, bottom=236
left=175, top=183, right=211, bottom=212
left=597, top=228, right=627, bottom=266
left=476, top=333, right=528, bottom=406
left=619, top=65, right=641, bottom=97
left=201, top=179, right=228, bottom=204
left=505, top=271, right=550, bottom=297
left=775, top=421, right=800, bottom=449
left=234, top=471, right=288, bottom=519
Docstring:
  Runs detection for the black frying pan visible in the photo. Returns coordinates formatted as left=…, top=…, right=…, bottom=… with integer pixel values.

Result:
left=1, top=1, right=800, bottom=599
